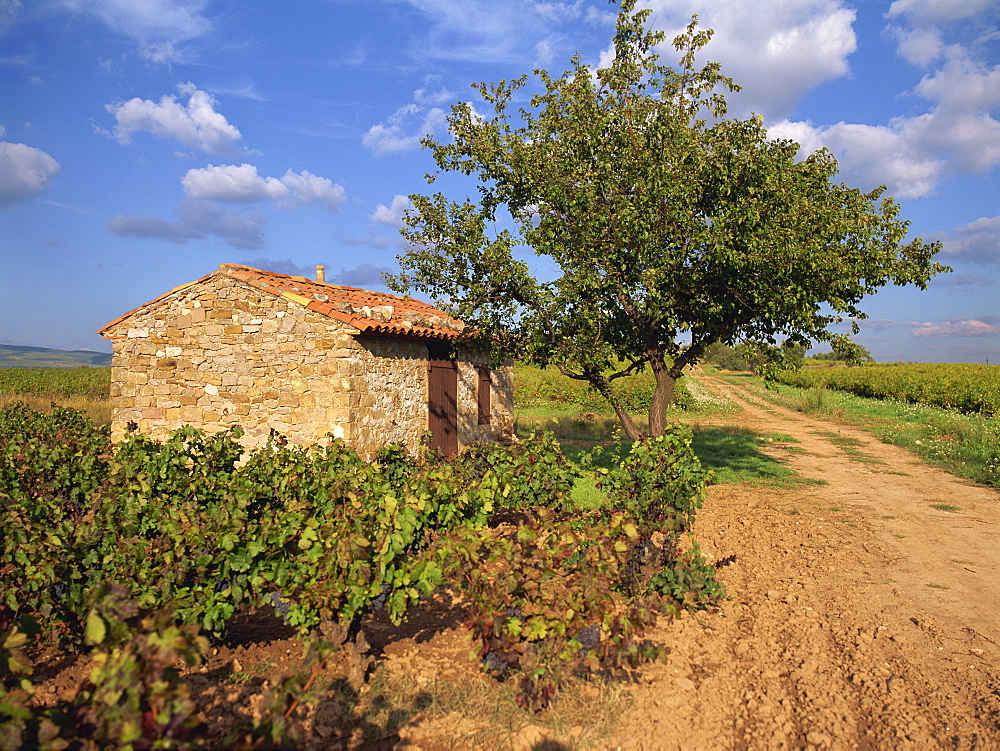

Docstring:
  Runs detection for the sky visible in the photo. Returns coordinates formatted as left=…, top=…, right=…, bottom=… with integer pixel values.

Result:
left=1, top=0, right=998, bottom=364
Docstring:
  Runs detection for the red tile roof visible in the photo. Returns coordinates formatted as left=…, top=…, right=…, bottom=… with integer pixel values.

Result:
left=99, top=263, right=464, bottom=341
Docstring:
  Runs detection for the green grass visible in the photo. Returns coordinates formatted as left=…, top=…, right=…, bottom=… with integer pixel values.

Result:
left=809, top=431, right=885, bottom=466
left=553, top=422, right=819, bottom=507
left=690, top=427, right=816, bottom=486
left=514, top=365, right=822, bottom=498
left=739, top=379, right=1000, bottom=489
left=929, top=503, right=961, bottom=513
left=0, top=366, right=113, bottom=425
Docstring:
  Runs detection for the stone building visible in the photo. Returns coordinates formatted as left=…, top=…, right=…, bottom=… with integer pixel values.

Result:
left=98, top=263, right=514, bottom=457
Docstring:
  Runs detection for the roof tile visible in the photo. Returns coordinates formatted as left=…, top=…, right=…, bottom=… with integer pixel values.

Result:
left=99, top=263, right=464, bottom=341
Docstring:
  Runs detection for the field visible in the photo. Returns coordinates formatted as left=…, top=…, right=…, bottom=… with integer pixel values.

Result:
left=776, top=361, right=1000, bottom=416
left=0, top=367, right=112, bottom=425
left=2, top=365, right=999, bottom=748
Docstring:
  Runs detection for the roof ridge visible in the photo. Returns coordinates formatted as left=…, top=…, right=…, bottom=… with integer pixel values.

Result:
left=100, top=264, right=465, bottom=341
left=219, top=263, right=464, bottom=339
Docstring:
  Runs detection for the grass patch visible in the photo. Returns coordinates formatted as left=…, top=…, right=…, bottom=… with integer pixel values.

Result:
left=690, top=427, right=809, bottom=486
left=557, top=422, right=815, bottom=494
left=767, top=432, right=798, bottom=443
left=926, top=583, right=950, bottom=590
left=808, top=430, right=886, bottom=465
left=359, top=665, right=630, bottom=748
left=929, top=503, right=961, bottom=513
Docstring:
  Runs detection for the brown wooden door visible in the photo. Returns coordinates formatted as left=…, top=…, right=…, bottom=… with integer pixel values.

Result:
left=427, top=355, right=458, bottom=456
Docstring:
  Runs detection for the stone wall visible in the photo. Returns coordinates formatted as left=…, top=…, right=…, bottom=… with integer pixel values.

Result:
left=350, top=336, right=429, bottom=457
left=457, top=355, right=515, bottom=448
left=106, top=274, right=357, bottom=449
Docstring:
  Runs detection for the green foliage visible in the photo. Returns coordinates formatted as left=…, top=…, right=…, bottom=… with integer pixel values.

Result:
left=598, top=425, right=710, bottom=533
left=436, top=511, right=663, bottom=710
left=1, top=588, right=210, bottom=750
left=454, top=431, right=580, bottom=511
left=776, top=363, right=1000, bottom=416
left=649, top=540, right=727, bottom=611
left=742, top=340, right=809, bottom=384
left=809, top=344, right=874, bottom=363
left=702, top=343, right=751, bottom=372
left=389, top=0, right=946, bottom=440
left=514, top=364, right=693, bottom=412
left=2, top=404, right=723, bottom=713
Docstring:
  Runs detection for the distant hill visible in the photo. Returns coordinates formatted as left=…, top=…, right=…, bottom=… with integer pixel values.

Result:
left=0, top=344, right=112, bottom=368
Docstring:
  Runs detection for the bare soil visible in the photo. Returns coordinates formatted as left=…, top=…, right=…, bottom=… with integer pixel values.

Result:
left=28, top=375, right=1000, bottom=749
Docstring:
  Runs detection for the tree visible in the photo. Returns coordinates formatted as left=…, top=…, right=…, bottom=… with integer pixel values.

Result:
left=387, top=0, right=948, bottom=440
left=703, top=342, right=751, bottom=372
left=741, top=340, right=807, bottom=382
left=810, top=344, right=875, bottom=364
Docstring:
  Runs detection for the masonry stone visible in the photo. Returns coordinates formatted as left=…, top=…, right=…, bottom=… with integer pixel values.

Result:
left=100, top=267, right=515, bottom=458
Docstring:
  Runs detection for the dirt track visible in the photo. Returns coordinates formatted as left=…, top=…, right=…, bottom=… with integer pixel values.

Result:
left=30, top=375, right=1000, bottom=748
left=584, top=374, right=998, bottom=750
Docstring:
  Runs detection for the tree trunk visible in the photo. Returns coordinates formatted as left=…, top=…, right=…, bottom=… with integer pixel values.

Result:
left=585, top=373, right=643, bottom=441
left=647, top=356, right=677, bottom=437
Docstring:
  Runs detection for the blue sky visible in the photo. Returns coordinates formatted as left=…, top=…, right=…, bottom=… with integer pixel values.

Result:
left=1, top=0, right=998, bottom=363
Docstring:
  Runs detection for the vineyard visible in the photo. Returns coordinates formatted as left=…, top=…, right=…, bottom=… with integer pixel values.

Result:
left=776, top=362, right=1000, bottom=416
left=0, top=367, right=110, bottom=402
left=0, top=401, right=723, bottom=748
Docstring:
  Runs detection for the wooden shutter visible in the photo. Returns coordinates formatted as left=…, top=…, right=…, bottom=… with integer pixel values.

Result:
left=477, top=366, right=491, bottom=425
left=427, top=349, right=458, bottom=456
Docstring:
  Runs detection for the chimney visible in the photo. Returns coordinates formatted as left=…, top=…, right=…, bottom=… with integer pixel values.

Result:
left=315, top=264, right=326, bottom=283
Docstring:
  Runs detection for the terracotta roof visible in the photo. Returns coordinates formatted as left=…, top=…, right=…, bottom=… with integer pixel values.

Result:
left=99, top=264, right=464, bottom=341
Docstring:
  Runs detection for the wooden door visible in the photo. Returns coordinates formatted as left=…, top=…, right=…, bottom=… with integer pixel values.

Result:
left=427, top=353, right=458, bottom=456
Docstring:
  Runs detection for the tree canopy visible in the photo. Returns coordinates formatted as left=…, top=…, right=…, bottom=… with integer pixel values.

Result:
left=388, top=0, right=948, bottom=439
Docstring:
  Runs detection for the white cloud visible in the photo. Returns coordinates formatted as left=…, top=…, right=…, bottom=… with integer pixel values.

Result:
left=370, top=195, right=412, bottom=228
left=634, top=0, right=857, bottom=121
left=413, top=75, right=455, bottom=106
left=884, top=25, right=944, bottom=66
left=912, top=319, right=1000, bottom=337
left=61, top=0, right=211, bottom=63
left=886, top=0, right=996, bottom=25
left=0, top=139, right=60, bottom=207
left=402, top=0, right=588, bottom=64
left=768, top=42, right=1000, bottom=200
left=769, top=119, right=944, bottom=199
left=109, top=197, right=264, bottom=249
left=363, top=104, right=446, bottom=156
left=915, top=55, right=1000, bottom=113
left=941, top=215, right=1000, bottom=265
left=105, top=83, right=241, bottom=154
left=182, top=163, right=286, bottom=203
left=181, top=163, right=346, bottom=211
left=110, top=162, right=346, bottom=249
left=278, top=170, right=347, bottom=211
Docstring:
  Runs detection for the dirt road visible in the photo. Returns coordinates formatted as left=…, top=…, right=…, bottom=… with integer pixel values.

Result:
left=604, top=375, right=1000, bottom=749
